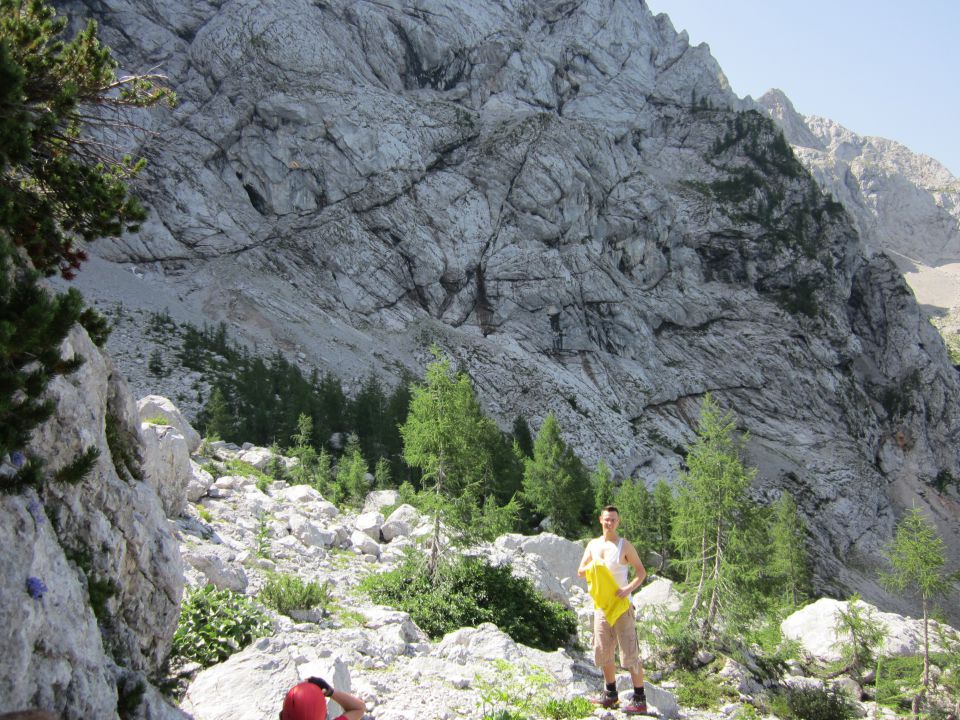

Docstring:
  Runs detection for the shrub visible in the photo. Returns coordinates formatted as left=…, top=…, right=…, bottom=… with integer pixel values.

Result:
left=782, top=684, right=856, bottom=720
left=537, top=697, right=593, bottom=719
left=359, top=554, right=576, bottom=651
left=171, top=585, right=271, bottom=668
left=672, top=668, right=735, bottom=709
left=258, top=572, right=332, bottom=617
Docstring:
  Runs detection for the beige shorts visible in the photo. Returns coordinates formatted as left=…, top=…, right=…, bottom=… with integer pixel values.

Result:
left=593, top=604, right=642, bottom=672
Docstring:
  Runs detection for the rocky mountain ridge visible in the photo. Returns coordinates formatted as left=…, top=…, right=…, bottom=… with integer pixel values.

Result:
left=50, top=0, right=960, bottom=619
left=758, top=88, right=960, bottom=312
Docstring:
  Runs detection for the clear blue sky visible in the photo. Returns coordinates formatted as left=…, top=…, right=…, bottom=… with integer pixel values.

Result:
left=646, top=1, right=960, bottom=177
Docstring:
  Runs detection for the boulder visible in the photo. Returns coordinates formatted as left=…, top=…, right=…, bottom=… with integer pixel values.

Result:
left=278, top=484, right=325, bottom=504
left=140, top=422, right=192, bottom=517
left=355, top=511, right=384, bottom=541
left=137, top=395, right=201, bottom=452
left=183, top=634, right=352, bottom=720
left=380, top=518, right=411, bottom=542
left=433, top=623, right=523, bottom=664
left=363, top=489, right=400, bottom=512
left=288, top=513, right=335, bottom=548
left=634, top=577, right=683, bottom=614
left=237, top=446, right=273, bottom=471
left=181, top=545, right=248, bottom=593
left=385, top=504, right=420, bottom=526
left=781, top=598, right=950, bottom=663
left=187, top=460, right=214, bottom=502
left=350, top=530, right=381, bottom=558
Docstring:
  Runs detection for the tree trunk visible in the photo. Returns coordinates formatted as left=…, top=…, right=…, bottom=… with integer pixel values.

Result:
left=922, top=597, right=930, bottom=689
left=704, top=522, right=724, bottom=636
left=688, top=531, right=709, bottom=623
left=428, top=463, right=446, bottom=578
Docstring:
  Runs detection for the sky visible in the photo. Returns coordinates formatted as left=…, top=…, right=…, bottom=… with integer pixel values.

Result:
left=646, top=1, right=960, bottom=177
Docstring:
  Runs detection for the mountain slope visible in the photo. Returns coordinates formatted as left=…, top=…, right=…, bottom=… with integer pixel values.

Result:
left=759, top=88, right=960, bottom=311
left=55, top=0, right=960, bottom=619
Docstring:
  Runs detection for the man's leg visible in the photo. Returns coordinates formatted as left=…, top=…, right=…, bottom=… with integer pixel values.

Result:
left=614, top=607, right=648, bottom=714
left=592, top=611, right=620, bottom=708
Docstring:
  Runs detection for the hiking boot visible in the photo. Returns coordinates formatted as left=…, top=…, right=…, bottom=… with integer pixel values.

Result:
left=589, top=692, right=619, bottom=709
left=622, top=695, right=648, bottom=715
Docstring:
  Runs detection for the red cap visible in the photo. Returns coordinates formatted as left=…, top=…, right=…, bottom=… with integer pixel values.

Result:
left=280, top=681, right=327, bottom=720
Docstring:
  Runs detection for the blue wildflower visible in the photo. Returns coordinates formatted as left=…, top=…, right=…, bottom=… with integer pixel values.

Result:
left=26, top=576, right=48, bottom=601
left=11, top=451, right=26, bottom=468
left=27, top=499, right=45, bottom=526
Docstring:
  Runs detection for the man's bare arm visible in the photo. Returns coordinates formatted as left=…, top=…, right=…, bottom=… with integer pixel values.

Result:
left=616, top=540, right=647, bottom=596
left=577, top=542, right=595, bottom=577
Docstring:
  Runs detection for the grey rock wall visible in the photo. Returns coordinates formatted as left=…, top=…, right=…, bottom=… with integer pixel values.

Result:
left=0, top=328, right=186, bottom=720
left=54, top=0, right=960, bottom=619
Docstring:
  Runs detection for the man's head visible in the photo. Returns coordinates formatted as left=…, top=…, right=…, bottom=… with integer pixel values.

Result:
left=599, top=505, right=620, bottom=530
left=279, top=681, right=327, bottom=720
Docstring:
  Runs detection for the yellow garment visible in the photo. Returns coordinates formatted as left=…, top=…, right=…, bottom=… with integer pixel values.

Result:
left=585, top=560, right=631, bottom=626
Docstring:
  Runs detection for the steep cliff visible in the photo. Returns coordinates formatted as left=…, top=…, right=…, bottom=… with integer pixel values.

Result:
left=760, top=88, right=960, bottom=311
left=0, top=327, right=186, bottom=719
left=55, top=0, right=960, bottom=617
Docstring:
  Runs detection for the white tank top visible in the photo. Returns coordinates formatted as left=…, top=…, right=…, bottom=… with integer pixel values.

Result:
left=602, top=538, right=629, bottom=588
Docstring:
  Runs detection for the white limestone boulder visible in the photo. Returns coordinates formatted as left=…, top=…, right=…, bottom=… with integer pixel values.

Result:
left=363, top=489, right=400, bottom=512
left=350, top=530, right=381, bottom=558
left=355, top=511, right=384, bottom=541
left=140, top=422, right=192, bottom=517
left=181, top=545, right=248, bottom=593
left=137, top=395, right=201, bottom=452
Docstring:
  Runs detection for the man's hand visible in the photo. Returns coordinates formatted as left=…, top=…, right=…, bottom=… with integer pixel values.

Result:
left=306, top=677, right=334, bottom=697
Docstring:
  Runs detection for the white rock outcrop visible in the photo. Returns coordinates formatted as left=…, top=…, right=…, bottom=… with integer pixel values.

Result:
left=1, top=328, right=186, bottom=720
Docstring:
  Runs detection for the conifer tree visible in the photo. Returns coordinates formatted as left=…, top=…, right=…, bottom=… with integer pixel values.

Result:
left=400, top=347, right=499, bottom=573
left=591, top=458, right=615, bottom=519
left=522, top=412, right=591, bottom=538
left=613, top=476, right=655, bottom=556
left=880, top=505, right=954, bottom=695
left=768, top=492, right=811, bottom=606
left=202, top=386, right=235, bottom=441
left=336, top=433, right=369, bottom=506
left=651, top=478, right=675, bottom=570
left=1, top=0, right=170, bottom=491
left=671, top=394, right=755, bottom=634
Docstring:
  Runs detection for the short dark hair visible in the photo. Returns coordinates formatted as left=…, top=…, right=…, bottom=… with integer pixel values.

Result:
left=601, top=505, right=619, bottom=515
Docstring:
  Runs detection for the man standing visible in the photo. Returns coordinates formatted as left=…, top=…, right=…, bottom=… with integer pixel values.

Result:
left=578, top=505, right=648, bottom=714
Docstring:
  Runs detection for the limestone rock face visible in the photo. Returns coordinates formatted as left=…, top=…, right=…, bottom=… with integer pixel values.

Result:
left=759, top=88, right=960, bottom=308
left=58, top=0, right=960, bottom=620
left=0, top=328, right=186, bottom=719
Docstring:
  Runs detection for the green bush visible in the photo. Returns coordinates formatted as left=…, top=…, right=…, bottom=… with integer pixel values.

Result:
left=171, top=585, right=271, bottom=668
left=875, top=654, right=948, bottom=712
left=672, top=668, right=735, bottom=709
left=258, top=572, right=332, bottom=617
left=537, top=697, right=593, bottom=719
left=359, top=554, right=576, bottom=651
left=781, top=684, right=856, bottom=720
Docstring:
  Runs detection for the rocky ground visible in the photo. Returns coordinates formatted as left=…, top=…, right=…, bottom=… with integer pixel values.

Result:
left=141, top=397, right=958, bottom=720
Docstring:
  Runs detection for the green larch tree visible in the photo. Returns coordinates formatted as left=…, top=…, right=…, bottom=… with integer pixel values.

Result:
left=880, top=505, right=954, bottom=695
left=671, top=393, right=756, bottom=635
left=521, top=412, right=591, bottom=538
left=768, top=492, right=811, bottom=607
left=399, top=347, right=498, bottom=573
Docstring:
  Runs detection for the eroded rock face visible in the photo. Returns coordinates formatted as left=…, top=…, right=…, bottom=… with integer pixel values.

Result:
left=759, top=88, right=960, bottom=307
left=56, top=0, right=960, bottom=619
left=0, top=328, right=186, bottom=719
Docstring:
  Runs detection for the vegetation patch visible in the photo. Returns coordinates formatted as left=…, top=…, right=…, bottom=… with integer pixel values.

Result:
left=258, top=572, right=332, bottom=617
left=171, top=585, right=271, bottom=668
left=671, top=668, right=735, bottom=709
left=359, top=554, right=576, bottom=651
